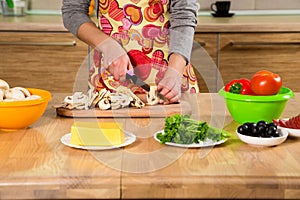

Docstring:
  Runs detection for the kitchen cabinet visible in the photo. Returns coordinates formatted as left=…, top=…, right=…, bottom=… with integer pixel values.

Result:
left=193, top=32, right=300, bottom=93
left=193, top=33, right=219, bottom=93
left=0, top=32, right=88, bottom=93
left=218, top=33, right=300, bottom=92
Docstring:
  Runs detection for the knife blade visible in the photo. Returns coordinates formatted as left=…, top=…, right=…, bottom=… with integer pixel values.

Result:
left=125, top=71, right=167, bottom=101
left=125, top=71, right=150, bottom=92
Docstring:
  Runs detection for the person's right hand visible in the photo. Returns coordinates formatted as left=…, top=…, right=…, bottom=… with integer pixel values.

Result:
left=107, top=54, right=133, bottom=81
left=97, top=37, right=133, bottom=81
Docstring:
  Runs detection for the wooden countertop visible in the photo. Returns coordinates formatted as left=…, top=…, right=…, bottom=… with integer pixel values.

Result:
left=0, top=15, right=67, bottom=32
left=0, top=93, right=299, bottom=199
left=1, top=15, right=300, bottom=33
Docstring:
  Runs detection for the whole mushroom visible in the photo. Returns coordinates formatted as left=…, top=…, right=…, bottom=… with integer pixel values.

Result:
left=0, top=79, right=9, bottom=92
left=4, top=88, right=26, bottom=100
left=13, top=87, right=31, bottom=97
left=0, top=90, right=4, bottom=101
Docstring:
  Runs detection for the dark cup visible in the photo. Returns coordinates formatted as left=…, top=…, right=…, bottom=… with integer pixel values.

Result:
left=211, top=1, right=231, bottom=14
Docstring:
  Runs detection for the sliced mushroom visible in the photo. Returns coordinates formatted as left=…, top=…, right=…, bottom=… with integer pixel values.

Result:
left=63, top=92, right=89, bottom=110
left=87, top=89, right=98, bottom=107
left=115, top=85, right=145, bottom=108
left=64, top=95, right=75, bottom=105
left=117, top=93, right=131, bottom=108
left=120, top=98, right=131, bottom=107
left=74, top=92, right=88, bottom=103
left=53, top=102, right=68, bottom=109
left=110, top=96, right=121, bottom=109
left=132, top=100, right=145, bottom=108
left=98, top=98, right=111, bottom=110
left=128, top=92, right=145, bottom=108
left=69, top=103, right=83, bottom=110
left=111, top=102, right=122, bottom=110
left=146, top=85, right=160, bottom=106
left=92, top=88, right=109, bottom=107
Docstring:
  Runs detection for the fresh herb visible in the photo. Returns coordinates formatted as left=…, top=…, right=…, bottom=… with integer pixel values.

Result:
left=156, top=114, right=231, bottom=144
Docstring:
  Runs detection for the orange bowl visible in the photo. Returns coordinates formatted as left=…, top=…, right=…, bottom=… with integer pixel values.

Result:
left=0, top=88, right=51, bottom=131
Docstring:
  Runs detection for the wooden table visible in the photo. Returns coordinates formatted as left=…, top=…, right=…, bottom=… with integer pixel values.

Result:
left=0, top=93, right=299, bottom=199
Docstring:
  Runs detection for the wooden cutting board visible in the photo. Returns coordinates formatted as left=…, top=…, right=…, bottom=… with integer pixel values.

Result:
left=56, top=101, right=191, bottom=118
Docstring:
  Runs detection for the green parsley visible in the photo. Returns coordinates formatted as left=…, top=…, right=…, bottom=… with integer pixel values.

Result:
left=156, top=114, right=231, bottom=144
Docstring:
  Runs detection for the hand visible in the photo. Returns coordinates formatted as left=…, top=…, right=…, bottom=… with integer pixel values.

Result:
left=107, top=54, right=133, bottom=81
left=157, top=67, right=183, bottom=104
left=97, top=37, right=133, bottom=81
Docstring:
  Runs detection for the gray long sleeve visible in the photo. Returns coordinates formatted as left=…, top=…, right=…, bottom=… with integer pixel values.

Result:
left=169, top=0, right=200, bottom=63
left=62, top=0, right=92, bottom=36
left=62, top=0, right=199, bottom=62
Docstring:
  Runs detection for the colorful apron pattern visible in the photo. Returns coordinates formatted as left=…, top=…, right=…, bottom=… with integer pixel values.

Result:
left=89, top=0, right=199, bottom=94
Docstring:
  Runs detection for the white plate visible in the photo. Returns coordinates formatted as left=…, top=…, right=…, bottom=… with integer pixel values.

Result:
left=275, top=118, right=300, bottom=137
left=61, top=131, right=136, bottom=150
left=153, top=130, right=228, bottom=148
left=236, top=128, right=288, bottom=147
left=278, top=126, right=300, bottom=137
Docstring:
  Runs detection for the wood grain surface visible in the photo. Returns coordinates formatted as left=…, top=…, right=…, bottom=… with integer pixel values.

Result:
left=0, top=93, right=299, bottom=199
left=195, top=15, right=300, bottom=33
left=0, top=32, right=88, bottom=93
left=56, top=101, right=192, bottom=118
left=218, top=33, right=300, bottom=92
left=1, top=15, right=300, bottom=199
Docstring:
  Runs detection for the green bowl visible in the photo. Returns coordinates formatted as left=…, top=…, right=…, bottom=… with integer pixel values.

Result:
left=218, top=87, right=294, bottom=124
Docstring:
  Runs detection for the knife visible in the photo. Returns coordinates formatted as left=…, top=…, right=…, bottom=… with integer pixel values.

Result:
left=125, top=71, right=150, bottom=92
left=125, top=71, right=167, bottom=101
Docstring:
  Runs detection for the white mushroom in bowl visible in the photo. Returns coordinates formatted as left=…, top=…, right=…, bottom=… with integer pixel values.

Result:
left=4, top=88, right=26, bottom=100
left=0, top=79, right=9, bottom=92
left=0, top=79, right=42, bottom=102
left=0, top=90, right=4, bottom=101
left=13, top=87, right=31, bottom=98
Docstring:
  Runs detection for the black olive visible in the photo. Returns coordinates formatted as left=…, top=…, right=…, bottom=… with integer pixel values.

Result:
left=271, top=131, right=280, bottom=137
left=238, top=124, right=250, bottom=136
left=237, top=125, right=245, bottom=134
left=250, top=126, right=259, bottom=137
left=257, top=120, right=267, bottom=127
left=238, top=121, right=281, bottom=138
left=267, top=125, right=277, bottom=134
left=268, top=122, right=277, bottom=129
left=245, top=122, right=255, bottom=129
left=257, top=125, right=266, bottom=135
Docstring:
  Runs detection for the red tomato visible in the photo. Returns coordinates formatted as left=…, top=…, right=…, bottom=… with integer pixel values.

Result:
left=250, top=70, right=282, bottom=95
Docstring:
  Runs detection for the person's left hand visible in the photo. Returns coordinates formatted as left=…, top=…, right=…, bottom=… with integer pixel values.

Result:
left=157, top=67, right=183, bottom=104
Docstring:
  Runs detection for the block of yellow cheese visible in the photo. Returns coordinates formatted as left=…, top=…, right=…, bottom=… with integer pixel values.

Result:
left=70, top=122, right=124, bottom=146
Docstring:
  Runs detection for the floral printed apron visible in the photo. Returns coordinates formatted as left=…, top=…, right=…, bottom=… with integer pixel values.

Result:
left=89, top=0, right=199, bottom=94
